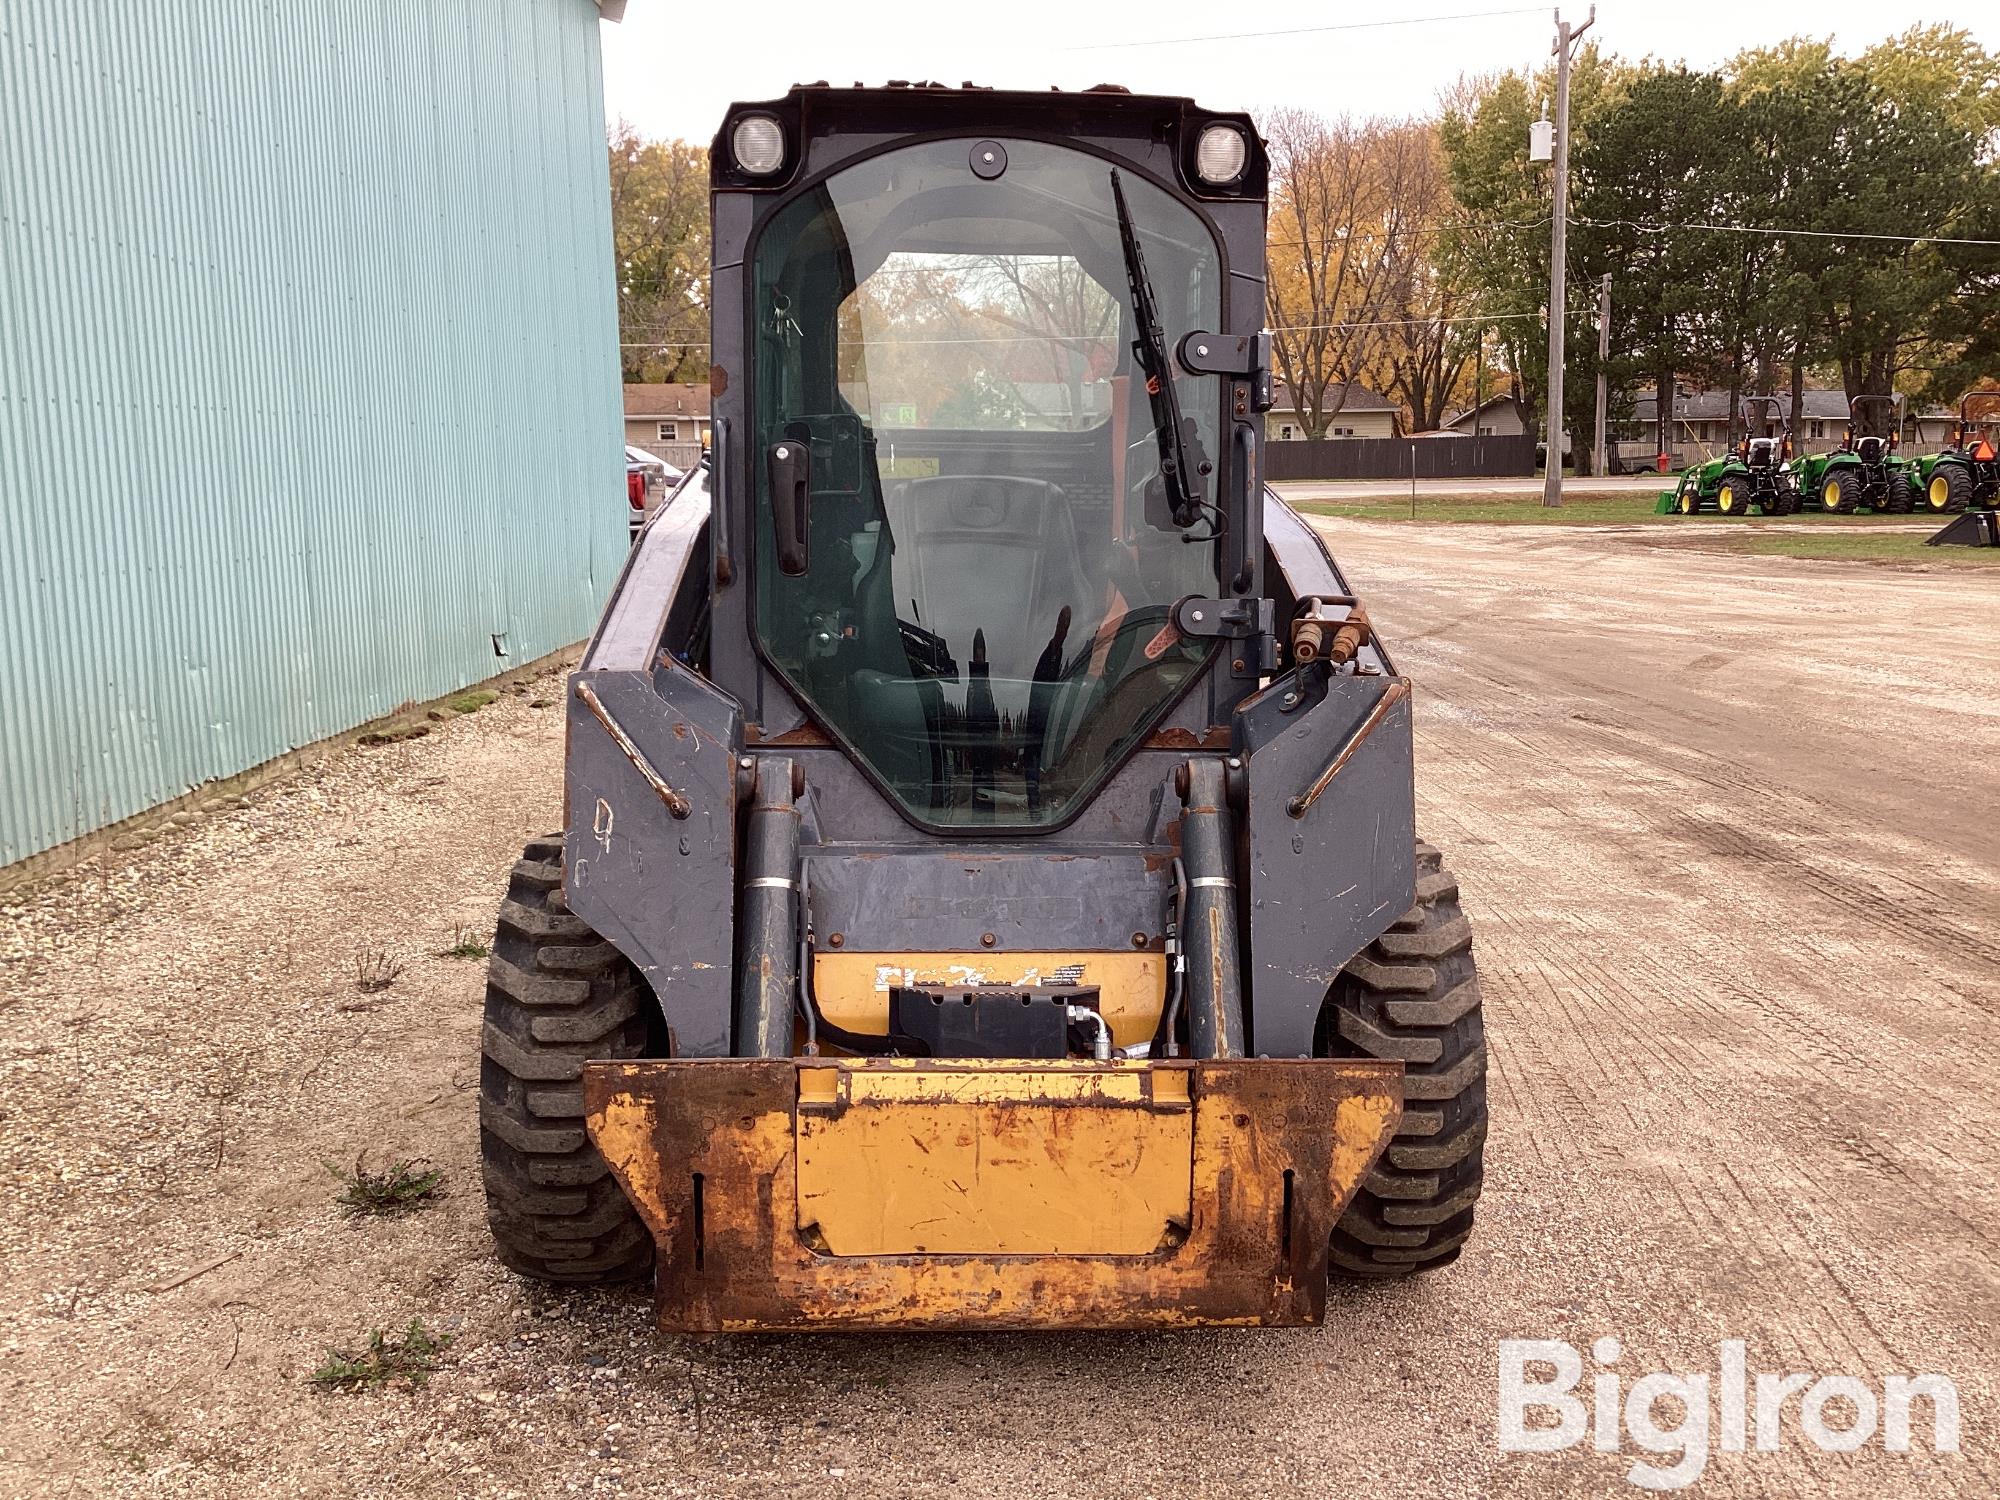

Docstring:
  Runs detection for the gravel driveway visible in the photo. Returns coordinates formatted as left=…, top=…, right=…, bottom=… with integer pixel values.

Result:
left=1, top=523, right=1994, bottom=1498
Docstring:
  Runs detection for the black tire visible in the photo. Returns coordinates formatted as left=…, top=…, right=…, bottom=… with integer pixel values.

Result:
left=1927, top=464, right=1972, bottom=514
left=1320, top=842, right=1487, bottom=1277
left=1716, top=478, right=1749, bottom=517
left=1884, top=473, right=1915, bottom=515
left=1820, top=468, right=1859, bottom=514
left=480, top=836, right=655, bottom=1283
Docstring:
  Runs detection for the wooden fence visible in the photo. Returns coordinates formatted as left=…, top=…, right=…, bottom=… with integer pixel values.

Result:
left=1264, top=433, right=1538, bottom=481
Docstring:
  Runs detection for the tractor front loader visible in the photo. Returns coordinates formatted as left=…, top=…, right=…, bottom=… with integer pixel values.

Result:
left=1659, top=396, right=1794, bottom=516
left=479, top=86, right=1486, bottom=1333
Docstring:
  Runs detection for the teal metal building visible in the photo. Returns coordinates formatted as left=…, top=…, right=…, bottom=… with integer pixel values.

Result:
left=0, top=0, right=628, bottom=867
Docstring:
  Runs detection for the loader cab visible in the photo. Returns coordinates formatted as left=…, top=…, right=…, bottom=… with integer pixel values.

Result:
left=707, top=87, right=1270, bottom=832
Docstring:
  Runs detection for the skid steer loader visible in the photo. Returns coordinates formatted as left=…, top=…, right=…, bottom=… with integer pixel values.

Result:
left=479, top=85, right=1486, bottom=1332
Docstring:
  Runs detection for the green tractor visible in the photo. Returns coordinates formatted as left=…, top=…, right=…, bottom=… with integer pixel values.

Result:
left=1790, top=395, right=1915, bottom=515
left=1658, top=395, right=1796, bottom=516
left=1910, top=391, right=2000, bottom=515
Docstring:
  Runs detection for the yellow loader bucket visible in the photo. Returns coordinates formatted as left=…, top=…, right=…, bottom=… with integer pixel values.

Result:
left=583, top=1056, right=1402, bottom=1332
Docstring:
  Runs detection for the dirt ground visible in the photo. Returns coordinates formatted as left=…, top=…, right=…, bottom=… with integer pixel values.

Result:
left=2, top=521, right=1996, bottom=1498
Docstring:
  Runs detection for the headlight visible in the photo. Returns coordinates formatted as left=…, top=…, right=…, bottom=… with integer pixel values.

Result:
left=730, top=115, right=786, bottom=177
left=1194, top=123, right=1248, bottom=185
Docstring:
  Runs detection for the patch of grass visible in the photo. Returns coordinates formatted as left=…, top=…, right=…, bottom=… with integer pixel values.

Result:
left=1296, top=494, right=1942, bottom=528
left=1701, top=531, right=2000, bottom=567
left=307, top=1320, right=450, bottom=1393
left=1297, top=495, right=1667, bottom=526
left=325, top=1155, right=446, bottom=1217
left=447, top=689, right=500, bottom=716
left=439, top=921, right=490, bottom=960
left=353, top=948, right=405, bottom=993
left=99, top=1411, right=173, bottom=1472
left=355, top=721, right=430, bottom=747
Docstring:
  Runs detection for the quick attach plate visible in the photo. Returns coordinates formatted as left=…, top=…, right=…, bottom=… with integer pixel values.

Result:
left=888, top=985, right=1099, bottom=1059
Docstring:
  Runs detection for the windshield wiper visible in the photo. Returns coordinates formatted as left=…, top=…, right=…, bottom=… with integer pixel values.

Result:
left=1110, top=169, right=1209, bottom=529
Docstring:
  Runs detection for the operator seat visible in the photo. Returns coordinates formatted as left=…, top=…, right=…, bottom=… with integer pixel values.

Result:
left=883, top=475, right=1097, bottom=683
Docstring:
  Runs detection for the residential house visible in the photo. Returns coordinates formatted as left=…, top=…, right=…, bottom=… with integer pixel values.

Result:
left=1265, top=382, right=1400, bottom=440
left=624, top=382, right=712, bottom=465
left=1442, top=393, right=1531, bottom=438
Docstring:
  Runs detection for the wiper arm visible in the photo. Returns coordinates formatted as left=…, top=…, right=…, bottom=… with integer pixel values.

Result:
left=1110, top=169, right=1209, bottom=529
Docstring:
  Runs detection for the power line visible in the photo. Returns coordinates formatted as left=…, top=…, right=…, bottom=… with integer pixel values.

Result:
left=1062, top=5, right=1543, bottom=52
left=1574, top=215, right=2000, bottom=248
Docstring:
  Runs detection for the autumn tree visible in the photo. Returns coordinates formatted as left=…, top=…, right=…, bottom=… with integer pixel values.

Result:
left=609, top=121, right=710, bottom=383
left=1360, top=121, right=1480, bottom=432
left=1263, top=109, right=1432, bottom=437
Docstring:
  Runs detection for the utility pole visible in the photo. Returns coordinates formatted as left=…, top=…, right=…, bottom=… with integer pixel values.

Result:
left=1542, top=4, right=1594, bottom=507
left=1593, top=273, right=1611, bottom=477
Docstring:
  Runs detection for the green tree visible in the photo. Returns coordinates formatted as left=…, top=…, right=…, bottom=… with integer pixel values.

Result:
left=1438, top=48, right=1625, bottom=456
left=1728, top=48, right=1977, bottom=406
left=1571, top=67, right=1741, bottom=458
left=609, top=122, right=710, bottom=384
left=1853, top=27, right=2000, bottom=402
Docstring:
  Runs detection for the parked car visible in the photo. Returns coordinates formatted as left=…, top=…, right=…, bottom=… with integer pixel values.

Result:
left=624, top=446, right=679, bottom=540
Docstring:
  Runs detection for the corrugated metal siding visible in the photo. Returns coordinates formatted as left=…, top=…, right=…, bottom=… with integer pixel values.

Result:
left=0, top=0, right=623, bottom=865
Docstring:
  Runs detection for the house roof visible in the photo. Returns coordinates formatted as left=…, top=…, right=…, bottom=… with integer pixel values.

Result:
left=1629, top=388, right=1953, bottom=422
left=1443, top=393, right=1527, bottom=428
left=1268, top=382, right=1398, bottom=415
left=623, top=382, right=710, bottom=420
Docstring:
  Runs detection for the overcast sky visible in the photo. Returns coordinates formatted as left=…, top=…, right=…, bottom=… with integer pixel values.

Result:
left=600, top=0, right=1997, bottom=145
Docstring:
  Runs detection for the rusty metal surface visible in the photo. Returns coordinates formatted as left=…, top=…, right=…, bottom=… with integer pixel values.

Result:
left=573, top=680, right=692, bottom=819
left=1287, top=676, right=1410, bottom=817
left=584, top=1056, right=1402, bottom=1331
left=1261, top=492, right=1395, bottom=675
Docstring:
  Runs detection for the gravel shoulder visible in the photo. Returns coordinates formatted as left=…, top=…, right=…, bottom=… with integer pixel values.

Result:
left=1, top=530, right=1996, bottom=1498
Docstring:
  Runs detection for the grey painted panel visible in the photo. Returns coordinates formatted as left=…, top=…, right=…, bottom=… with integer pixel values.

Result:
left=585, top=479, right=709, bottom=671
left=564, top=663, right=742, bottom=1056
left=803, top=848, right=1167, bottom=953
left=1236, top=668, right=1416, bottom=1058
left=779, top=744, right=1184, bottom=846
